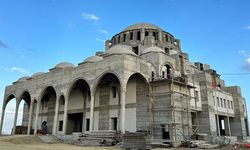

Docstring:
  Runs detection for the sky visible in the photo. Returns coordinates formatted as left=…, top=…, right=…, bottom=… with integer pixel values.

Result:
left=0, top=0, right=250, bottom=134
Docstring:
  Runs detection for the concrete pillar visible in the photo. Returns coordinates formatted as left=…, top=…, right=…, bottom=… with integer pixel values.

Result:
left=12, top=101, right=20, bottom=135
left=34, top=101, right=40, bottom=135
left=62, top=98, right=68, bottom=134
left=52, top=97, right=60, bottom=135
left=120, top=87, right=126, bottom=134
left=158, top=30, right=162, bottom=43
left=82, top=94, right=87, bottom=133
left=0, top=106, right=6, bottom=134
left=141, top=28, right=145, bottom=42
left=227, top=116, right=231, bottom=136
left=216, top=114, right=220, bottom=136
left=89, top=93, right=95, bottom=131
left=27, top=102, right=34, bottom=135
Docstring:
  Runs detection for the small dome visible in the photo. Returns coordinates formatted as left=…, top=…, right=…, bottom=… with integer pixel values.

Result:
left=17, top=76, right=29, bottom=82
left=107, top=44, right=135, bottom=55
left=141, top=46, right=165, bottom=55
left=54, top=62, right=75, bottom=69
left=83, top=55, right=103, bottom=63
left=31, top=72, right=45, bottom=77
left=123, top=23, right=161, bottom=31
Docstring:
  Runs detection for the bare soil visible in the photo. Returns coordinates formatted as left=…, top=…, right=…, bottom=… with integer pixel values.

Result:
left=0, top=135, right=121, bottom=150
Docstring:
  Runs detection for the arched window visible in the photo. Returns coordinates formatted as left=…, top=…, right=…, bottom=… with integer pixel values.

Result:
left=130, top=32, right=133, bottom=40
left=162, top=64, right=172, bottom=79
left=151, top=67, right=156, bottom=81
left=123, top=34, right=126, bottom=42
left=137, top=31, right=141, bottom=40
left=164, top=47, right=170, bottom=54
left=153, top=32, right=158, bottom=40
left=165, top=34, right=168, bottom=42
left=145, top=31, right=149, bottom=36
left=118, top=36, right=120, bottom=43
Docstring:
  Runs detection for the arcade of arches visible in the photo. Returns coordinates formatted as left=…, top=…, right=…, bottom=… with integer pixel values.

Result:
left=0, top=73, right=149, bottom=135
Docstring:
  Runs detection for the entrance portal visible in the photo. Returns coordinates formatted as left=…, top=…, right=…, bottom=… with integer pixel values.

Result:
left=67, top=113, right=83, bottom=133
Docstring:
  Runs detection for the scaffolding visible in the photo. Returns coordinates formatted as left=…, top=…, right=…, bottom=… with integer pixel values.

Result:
left=149, top=73, right=199, bottom=142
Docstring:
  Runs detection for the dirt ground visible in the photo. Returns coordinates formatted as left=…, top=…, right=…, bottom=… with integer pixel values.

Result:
left=0, top=135, right=121, bottom=150
left=0, top=135, right=226, bottom=150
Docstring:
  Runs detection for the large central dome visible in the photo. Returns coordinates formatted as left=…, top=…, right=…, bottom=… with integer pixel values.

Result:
left=123, top=23, right=161, bottom=31
left=106, top=23, right=181, bottom=55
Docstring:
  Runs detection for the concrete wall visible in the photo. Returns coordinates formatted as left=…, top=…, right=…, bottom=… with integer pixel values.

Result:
left=22, top=103, right=29, bottom=126
left=125, top=79, right=136, bottom=132
left=98, top=84, right=111, bottom=130
left=136, top=77, right=150, bottom=131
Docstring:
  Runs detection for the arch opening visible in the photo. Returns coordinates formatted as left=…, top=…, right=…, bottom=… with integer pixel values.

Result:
left=161, top=64, right=173, bottom=79
left=2, top=95, right=16, bottom=135
left=39, top=86, right=56, bottom=134
left=67, top=80, right=90, bottom=134
left=94, top=73, right=121, bottom=131
left=16, top=91, right=31, bottom=134
left=125, top=73, right=149, bottom=132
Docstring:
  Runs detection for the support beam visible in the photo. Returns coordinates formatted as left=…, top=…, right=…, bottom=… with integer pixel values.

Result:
left=27, top=102, right=34, bottom=135
left=34, top=101, right=40, bottom=135
left=89, top=93, right=95, bottom=131
left=52, top=97, right=60, bottom=135
left=120, top=87, right=126, bottom=134
left=12, top=101, right=20, bottom=135
left=0, top=106, right=6, bottom=134
left=62, top=98, right=68, bottom=134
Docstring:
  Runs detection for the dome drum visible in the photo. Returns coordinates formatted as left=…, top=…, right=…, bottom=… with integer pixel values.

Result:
left=105, top=23, right=181, bottom=53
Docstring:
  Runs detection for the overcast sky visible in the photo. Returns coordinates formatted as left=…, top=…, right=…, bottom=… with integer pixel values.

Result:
left=0, top=0, right=250, bottom=134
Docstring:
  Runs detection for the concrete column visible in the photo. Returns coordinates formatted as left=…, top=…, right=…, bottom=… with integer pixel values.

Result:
left=82, top=94, right=87, bottom=133
left=89, top=93, right=95, bottom=131
left=62, top=98, right=68, bottom=134
left=27, top=102, right=34, bottom=135
left=120, top=87, right=126, bottom=134
left=34, top=101, right=40, bottom=135
left=227, top=116, right=231, bottom=136
left=141, top=28, right=145, bottom=42
left=52, top=98, right=60, bottom=135
left=158, top=30, right=162, bottom=43
left=0, top=106, right=6, bottom=134
left=216, top=114, right=221, bottom=136
left=12, top=101, right=20, bottom=135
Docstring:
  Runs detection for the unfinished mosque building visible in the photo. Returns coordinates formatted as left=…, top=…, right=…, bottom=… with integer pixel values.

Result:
left=0, top=23, right=249, bottom=142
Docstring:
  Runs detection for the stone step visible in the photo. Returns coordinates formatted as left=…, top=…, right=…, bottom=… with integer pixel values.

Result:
left=89, top=130, right=117, bottom=138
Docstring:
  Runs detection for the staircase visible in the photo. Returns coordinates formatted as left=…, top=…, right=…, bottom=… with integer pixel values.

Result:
left=57, top=130, right=120, bottom=146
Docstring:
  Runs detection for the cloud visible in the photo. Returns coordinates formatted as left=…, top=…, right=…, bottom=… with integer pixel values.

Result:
left=0, top=40, right=9, bottom=48
left=66, top=22, right=76, bottom=29
left=10, top=67, right=29, bottom=74
left=0, top=92, right=3, bottom=99
left=98, top=29, right=109, bottom=35
left=238, top=50, right=250, bottom=57
left=95, top=37, right=105, bottom=42
left=1, top=67, right=30, bottom=74
left=244, top=25, right=250, bottom=30
left=82, top=12, right=100, bottom=21
left=246, top=57, right=250, bottom=65
left=238, top=50, right=250, bottom=71
left=20, top=55, right=26, bottom=59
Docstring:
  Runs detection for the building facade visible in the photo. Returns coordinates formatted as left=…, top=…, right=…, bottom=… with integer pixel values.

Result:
left=0, top=23, right=248, bottom=141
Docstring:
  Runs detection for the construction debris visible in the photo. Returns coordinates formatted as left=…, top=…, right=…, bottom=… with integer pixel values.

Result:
left=56, top=130, right=121, bottom=147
